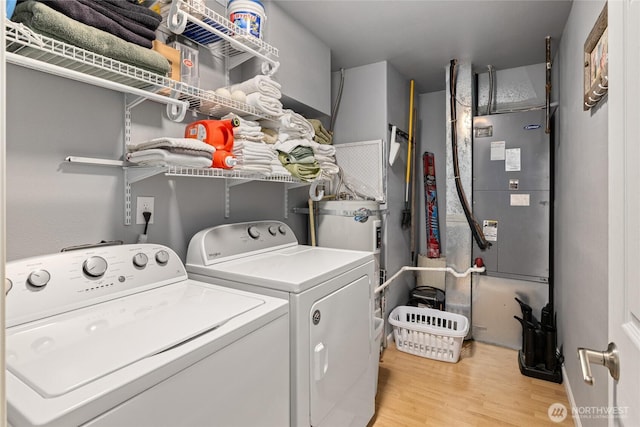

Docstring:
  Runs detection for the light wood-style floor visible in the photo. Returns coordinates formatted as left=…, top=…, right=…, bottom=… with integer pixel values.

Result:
left=368, top=340, right=573, bottom=426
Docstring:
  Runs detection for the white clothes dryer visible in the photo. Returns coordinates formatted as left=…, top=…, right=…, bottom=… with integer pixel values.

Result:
left=186, top=221, right=378, bottom=427
left=4, top=243, right=289, bottom=427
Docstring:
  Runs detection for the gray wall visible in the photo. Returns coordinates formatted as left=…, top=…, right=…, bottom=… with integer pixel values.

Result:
left=417, top=90, right=446, bottom=257
left=555, top=0, right=609, bottom=421
left=331, top=61, right=412, bottom=337
left=258, top=0, right=332, bottom=117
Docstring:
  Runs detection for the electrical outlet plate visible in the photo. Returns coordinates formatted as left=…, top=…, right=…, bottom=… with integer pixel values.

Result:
left=136, top=196, right=155, bottom=225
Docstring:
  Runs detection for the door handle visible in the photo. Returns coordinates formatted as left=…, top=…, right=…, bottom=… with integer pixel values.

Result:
left=314, top=342, right=329, bottom=381
left=577, top=342, right=620, bottom=385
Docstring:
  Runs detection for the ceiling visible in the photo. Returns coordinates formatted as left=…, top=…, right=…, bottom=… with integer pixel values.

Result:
left=271, top=0, right=573, bottom=94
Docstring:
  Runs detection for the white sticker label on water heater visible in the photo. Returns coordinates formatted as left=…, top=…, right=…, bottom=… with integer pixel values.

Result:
left=483, top=220, right=498, bottom=242
left=505, top=148, right=521, bottom=171
left=490, top=141, right=506, bottom=161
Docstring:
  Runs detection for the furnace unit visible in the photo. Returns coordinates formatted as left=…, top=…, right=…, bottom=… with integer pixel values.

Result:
left=472, top=109, right=552, bottom=283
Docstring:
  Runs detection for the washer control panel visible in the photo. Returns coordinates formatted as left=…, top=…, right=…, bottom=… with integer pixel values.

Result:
left=5, top=244, right=187, bottom=327
left=186, top=221, right=298, bottom=266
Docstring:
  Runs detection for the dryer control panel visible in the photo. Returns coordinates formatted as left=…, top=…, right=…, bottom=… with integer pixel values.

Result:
left=186, top=220, right=298, bottom=266
left=5, top=244, right=187, bottom=327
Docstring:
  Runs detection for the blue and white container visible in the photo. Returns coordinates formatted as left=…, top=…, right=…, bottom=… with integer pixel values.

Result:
left=228, top=0, right=265, bottom=39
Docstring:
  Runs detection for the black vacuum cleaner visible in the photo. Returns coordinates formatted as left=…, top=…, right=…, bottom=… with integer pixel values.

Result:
left=514, top=296, right=563, bottom=383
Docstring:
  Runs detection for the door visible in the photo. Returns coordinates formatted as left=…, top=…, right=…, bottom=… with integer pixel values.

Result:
left=309, top=275, right=370, bottom=426
left=607, top=1, right=640, bottom=424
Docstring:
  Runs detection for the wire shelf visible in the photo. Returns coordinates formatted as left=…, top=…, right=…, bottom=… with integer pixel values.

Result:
left=164, top=166, right=301, bottom=184
left=165, top=0, right=279, bottom=68
left=4, top=21, right=280, bottom=122
left=5, top=21, right=167, bottom=90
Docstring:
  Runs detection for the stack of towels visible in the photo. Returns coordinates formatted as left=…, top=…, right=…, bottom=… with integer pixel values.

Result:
left=221, top=113, right=281, bottom=176
left=232, top=140, right=278, bottom=175
left=224, top=113, right=264, bottom=143
left=11, top=0, right=170, bottom=74
left=260, top=110, right=320, bottom=182
left=126, top=137, right=214, bottom=168
left=313, top=143, right=339, bottom=178
left=228, top=75, right=283, bottom=117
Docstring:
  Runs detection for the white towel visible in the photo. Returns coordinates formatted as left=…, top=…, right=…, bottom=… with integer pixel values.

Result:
left=222, top=113, right=261, bottom=128
left=235, top=135, right=265, bottom=143
left=271, top=164, right=292, bottom=177
left=320, top=162, right=340, bottom=176
left=246, top=92, right=283, bottom=117
left=275, top=138, right=318, bottom=154
left=230, top=75, right=282, bottom=99
left=127, top=137, right=215, bottom=153
left=278, top=109, right=314, bottom=140
left=234, top=164, right=273, bottom=174
left=127, top=149, right=212, bottom=168
left=313, top=143, right=336, bottom=156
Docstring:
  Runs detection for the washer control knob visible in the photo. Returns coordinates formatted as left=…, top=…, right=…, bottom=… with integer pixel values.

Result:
left=248, top=226, right=261, bottom=239
left=268, top=225, right=278, bottom=236
left=27, top=269, right=51, bottom=288
left=155, top=250, right=170, bottom=265
left=83, top=256, right=108, bottom=278
left=133, top=253, right=149, bottom=268
left=278, top=225, right=287, bottom=235
left=5, top=278, right=13, bottom=295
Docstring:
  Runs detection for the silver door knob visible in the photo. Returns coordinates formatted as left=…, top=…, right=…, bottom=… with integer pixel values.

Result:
left=577, top=342, right=620, bottom=385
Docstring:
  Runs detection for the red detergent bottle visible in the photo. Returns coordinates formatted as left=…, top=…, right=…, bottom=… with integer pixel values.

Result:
left=184, top=117, right=240, bottom=169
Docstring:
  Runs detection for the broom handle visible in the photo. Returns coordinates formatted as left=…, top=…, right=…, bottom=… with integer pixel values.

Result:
left=405, top=80, right=415, bottom=203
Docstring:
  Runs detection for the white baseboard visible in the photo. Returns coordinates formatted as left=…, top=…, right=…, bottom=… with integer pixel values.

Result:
left=562, top=363, right=582, bottom=427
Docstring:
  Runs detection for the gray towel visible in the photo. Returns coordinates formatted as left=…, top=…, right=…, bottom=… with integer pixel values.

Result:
left=12, top=1, right=170, bottom=74
left=99, top=0, right=162, bottom=30
left=19, top=0, right=155, bottom=47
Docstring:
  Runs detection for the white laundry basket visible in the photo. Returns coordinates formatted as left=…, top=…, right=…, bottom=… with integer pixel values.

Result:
left=389, top=306, right=469, bottom=363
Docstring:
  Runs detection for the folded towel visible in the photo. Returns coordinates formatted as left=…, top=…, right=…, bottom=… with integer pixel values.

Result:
left=313, top=143, right=336, bottom=156
left=278, top=109, right=314, bottom=140
left=308, top=119, right=333, bottom=144
left=230, top=75, right=282, bottom=99
left=95, top=0, right=162, bottom=30
left=278, top=145, right=316, bottom=164
left=261, top=127, right=278, bottom=144
left=127, top=149, right=212, bottom=168
left=275, top=138, right=317, bottom=154
left=270, top=158, right=292, bottom=176
left=314, top=154, right=335, bottom=164
left=166, top=147, right=213, bottom=159
left=313, top=132, right=330, bottom=145
left=127, top=137, right=215, bottom=153
left=222, top=113, right=261, bottom=129
left=277, top=152, right=320, bottom=182
left=21, top=0, right=157, bottom=47
left=245, top=92, right=283, bottom=117
left=233, top=164, right=272, bottom=175
left=12, top=1, right=170, bottom=74
left=234, top=135, right=265, bottom=143
left=320, top=163, right=340, bottom=177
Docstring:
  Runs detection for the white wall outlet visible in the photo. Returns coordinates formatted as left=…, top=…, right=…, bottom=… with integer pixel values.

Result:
left=136, top=196, right=155, bottom=225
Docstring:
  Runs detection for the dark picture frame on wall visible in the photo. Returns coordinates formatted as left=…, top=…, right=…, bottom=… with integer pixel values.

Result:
left=584, top=3, right=608, bottom=111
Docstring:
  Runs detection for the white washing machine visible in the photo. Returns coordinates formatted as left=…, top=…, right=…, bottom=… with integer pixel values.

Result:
left=186, top=221, right=377, bottom=427
left=4, top=243, right=289, bottom=427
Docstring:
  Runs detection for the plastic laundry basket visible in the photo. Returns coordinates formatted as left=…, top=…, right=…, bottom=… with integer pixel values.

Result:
left=389, top=306, right=469, bottom=363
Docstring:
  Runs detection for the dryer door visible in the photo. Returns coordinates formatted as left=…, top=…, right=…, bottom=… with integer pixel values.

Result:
left=309, top=275, right=371, bottom=426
